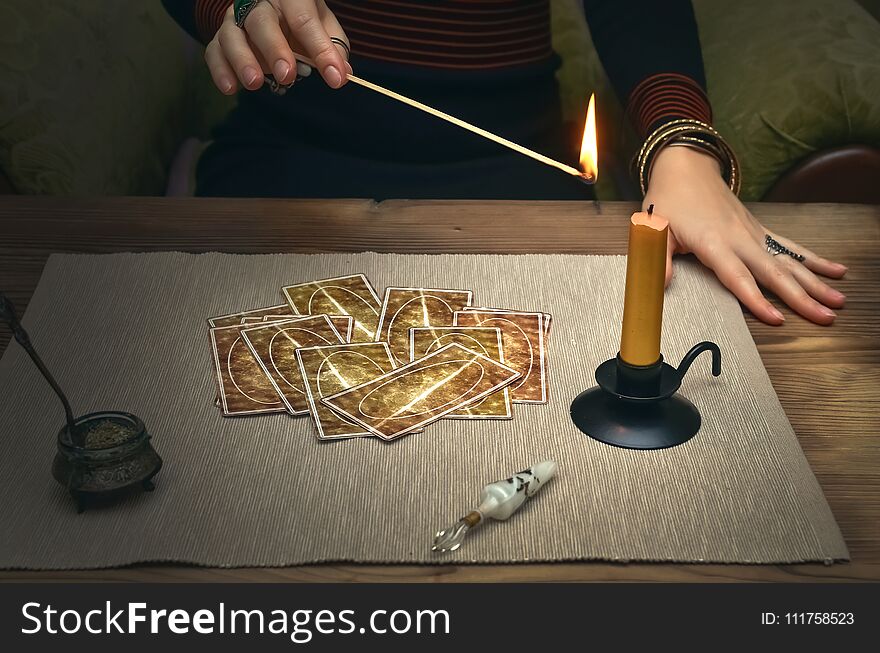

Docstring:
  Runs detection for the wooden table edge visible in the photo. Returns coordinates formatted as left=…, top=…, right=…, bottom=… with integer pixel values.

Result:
left=1, top=198, right=877, bottom=582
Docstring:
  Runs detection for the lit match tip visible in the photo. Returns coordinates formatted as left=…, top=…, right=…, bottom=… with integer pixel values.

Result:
left=578, top=93, right=598, bottom=183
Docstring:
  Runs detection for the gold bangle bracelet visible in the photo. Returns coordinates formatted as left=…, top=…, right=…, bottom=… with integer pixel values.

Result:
left=640, top=124, right=723, bottom=178
left=645, top=135, right=731, bottom=187
left=637, top=124, right=712, bottom=190
left=636, top=120, right=740, bottom=196
left=666, top=136, right=726, bottom=162
left=634, top=119, right=740, bottom=196
left=637, top=119, right=724, bottom=167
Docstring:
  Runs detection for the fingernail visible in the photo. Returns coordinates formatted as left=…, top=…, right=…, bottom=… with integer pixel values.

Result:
left=296, top=61, right=313, bottom=77
left=325, top=65, right=342, bottom=88
left=221, top=78, right=234, bottom=94
left=770, top=306, right=785, bottom=322
left=345, top=61, right=353, bottom=75
left=243, top=66, right=260, bottom=87
left=820, top=306, right=837, bottom=318
left=273, top=60, right=290, bottom=82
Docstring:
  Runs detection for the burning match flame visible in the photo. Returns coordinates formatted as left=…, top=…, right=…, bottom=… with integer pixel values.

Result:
left=579, top=93, right=598, bottom=183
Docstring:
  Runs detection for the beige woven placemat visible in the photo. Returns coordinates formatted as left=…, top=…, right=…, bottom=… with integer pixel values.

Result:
left=0, top=252, right=847, bottom=569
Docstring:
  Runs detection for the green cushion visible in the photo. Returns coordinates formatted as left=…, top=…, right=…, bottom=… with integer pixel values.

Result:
left=0, top=1, right=191, bottom=195
left=695, top=0, right=880, bottom=199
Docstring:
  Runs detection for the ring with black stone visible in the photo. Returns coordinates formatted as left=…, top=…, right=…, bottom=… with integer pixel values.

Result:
left=765, top=235, right=805, bottom=263
left=233, top=0, right=263, bottom=28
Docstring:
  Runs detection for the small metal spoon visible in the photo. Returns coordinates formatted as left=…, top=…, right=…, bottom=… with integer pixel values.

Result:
left=0, top=292, right=81, bottom=445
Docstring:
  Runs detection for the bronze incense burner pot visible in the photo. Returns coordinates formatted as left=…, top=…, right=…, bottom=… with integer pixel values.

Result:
left=1, top=292, right=162, bottom=512
left=53, top=411, right=162, bottom=512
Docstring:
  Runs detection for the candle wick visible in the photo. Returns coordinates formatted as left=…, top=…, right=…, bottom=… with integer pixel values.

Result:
left=647, top=204, right=654, bottom=217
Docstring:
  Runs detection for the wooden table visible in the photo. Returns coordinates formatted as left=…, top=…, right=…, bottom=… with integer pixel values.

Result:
left=1, top=197, right=877, bottom=582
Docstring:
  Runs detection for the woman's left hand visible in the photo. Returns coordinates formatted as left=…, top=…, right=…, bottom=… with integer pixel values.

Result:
left=645, top=145, right=847, bottom=326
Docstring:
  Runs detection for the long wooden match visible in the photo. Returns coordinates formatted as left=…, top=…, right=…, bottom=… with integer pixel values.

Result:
left=288, top=53, right=593, bottom=182
left=346, top=74, right=591, bottom=182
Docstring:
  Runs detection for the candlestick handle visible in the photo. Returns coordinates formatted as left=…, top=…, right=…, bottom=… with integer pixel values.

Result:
left=675, top=341, right=722, bottom=380
left=0, top=292, right=79, bottom=444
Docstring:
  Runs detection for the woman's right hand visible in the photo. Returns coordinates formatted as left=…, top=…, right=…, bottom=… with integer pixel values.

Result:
left=205, top=0, right=350, bottom=95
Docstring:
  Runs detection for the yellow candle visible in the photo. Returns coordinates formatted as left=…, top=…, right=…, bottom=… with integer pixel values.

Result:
left=620, top=205, right=668, bottom=366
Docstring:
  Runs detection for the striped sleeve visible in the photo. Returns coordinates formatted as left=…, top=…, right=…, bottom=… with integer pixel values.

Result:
left=161, top=0, right=231, bottom=44
left=582, top=0, right=713, bottom=137
left=328, top=0, right=553, bottom=70
left=626, top=72, right=713, bottom=136
left=195, top=0, right=231, bottom=42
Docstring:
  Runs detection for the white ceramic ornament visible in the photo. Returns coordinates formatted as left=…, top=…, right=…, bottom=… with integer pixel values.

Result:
left=432, top=460, right=558, bottom=553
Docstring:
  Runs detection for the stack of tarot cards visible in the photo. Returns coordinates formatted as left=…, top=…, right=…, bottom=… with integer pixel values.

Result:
left=208, top=274, right=551, bottom=441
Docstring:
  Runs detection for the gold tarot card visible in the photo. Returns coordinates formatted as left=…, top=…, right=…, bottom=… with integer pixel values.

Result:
left=461, top=306, right=553, bottom=388
left=321, top=343, right=520, bottom=441
left=408, top=326, right=512, bottom=419
left=209, top=316, right=299, bottom=404
left=375, top=287, right=474, bottom=366
left=295, top=342, right=397, bottom=440
left=282, top=274, right=381, bottom=343
left=214, top=322, right=254, bottom=407
left=208, top=304, right=293, bottom=328
left=264, top=314, right=353, bottom=342
left=240, top=316, right=345, bottom=415
left=210, top=325, right=286, bottom=417
left=454, top=310, right=547, bottom=403
left=461, top=307, right=552, bottom=341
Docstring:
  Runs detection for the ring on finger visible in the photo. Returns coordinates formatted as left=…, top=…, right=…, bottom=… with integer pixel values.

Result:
left=265, top=62, right=311, bottom=96
left=233, top=0, right=264, bottom=28
left=265, top=74, right=290, bottom=95
left=267, top=39, right=346, bottom=95
left=765, top=235, right=805, bottom=263
left=330, top=36, right=351, bottom=60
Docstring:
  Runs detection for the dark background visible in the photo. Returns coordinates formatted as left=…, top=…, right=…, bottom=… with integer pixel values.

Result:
left=0, top=0, right=878, bottom=201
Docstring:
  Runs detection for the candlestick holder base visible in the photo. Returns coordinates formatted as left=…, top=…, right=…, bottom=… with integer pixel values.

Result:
left=570, top=341, right=721, bottom=450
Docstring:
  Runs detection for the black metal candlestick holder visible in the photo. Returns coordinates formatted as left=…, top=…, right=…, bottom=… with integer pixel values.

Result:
left=570, top=341, right=721, bottom=450
left=1, top=292, right=161, bottom=512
